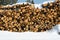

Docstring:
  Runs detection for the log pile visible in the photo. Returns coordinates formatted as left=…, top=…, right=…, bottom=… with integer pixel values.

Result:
left=0, top=0, right=60, bottom=32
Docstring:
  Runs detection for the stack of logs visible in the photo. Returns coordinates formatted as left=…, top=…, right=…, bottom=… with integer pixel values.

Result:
left=0, top=0, right=60, bottom=32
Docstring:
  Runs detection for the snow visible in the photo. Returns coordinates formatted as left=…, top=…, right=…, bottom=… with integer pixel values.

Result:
left=0, top=28, right=60, bottom=40
left=34, top=0, right=55, bottom=8
left=34, top=4, right=42, bottom=8
left=42, top=1, right=54, bottom=4
left=0, top=24, right=60, bottom=40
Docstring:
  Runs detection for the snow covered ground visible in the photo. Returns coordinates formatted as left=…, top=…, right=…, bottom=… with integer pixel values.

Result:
left=0, top=0, right=60, bottom=40
left=0, top=24, right=60, bottom=40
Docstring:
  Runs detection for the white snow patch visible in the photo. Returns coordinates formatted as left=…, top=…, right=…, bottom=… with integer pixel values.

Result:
left=34, top=4, right=42, bottom=9
left=43, top=1, right=54, bottom=4
left=0, top=30, right=60, bottom=40
left=0, top=24, right=60, bottom=40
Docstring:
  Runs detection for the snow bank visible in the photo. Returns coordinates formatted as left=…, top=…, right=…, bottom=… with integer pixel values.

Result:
left=43, top=1, right=54, bottom=4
